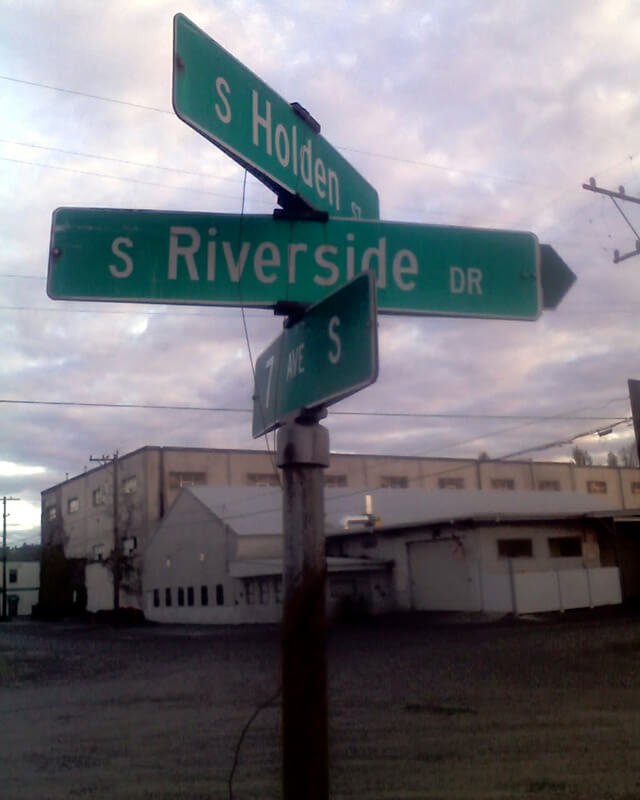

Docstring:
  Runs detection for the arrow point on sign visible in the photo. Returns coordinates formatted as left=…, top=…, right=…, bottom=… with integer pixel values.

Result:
left=539, top=244, right=576, bottom=309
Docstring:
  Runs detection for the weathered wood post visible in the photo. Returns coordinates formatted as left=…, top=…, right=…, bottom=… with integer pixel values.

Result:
left=277, top=416, right=330, bottom=800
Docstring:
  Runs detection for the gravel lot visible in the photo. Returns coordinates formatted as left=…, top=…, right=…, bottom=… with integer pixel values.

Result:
left=1, top=609, right=639, bottom=799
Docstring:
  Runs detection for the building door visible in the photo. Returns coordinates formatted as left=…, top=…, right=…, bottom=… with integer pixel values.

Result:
left=8, top=595, right=19, bottom=617
left=408, top=538, right=473, bottom=611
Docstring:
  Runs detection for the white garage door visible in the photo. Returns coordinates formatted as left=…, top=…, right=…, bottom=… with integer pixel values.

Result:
left=408, top=539, right=473, bottom=611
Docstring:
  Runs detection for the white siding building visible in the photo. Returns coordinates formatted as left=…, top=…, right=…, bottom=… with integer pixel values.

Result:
left=1, top=561, right=40, bottom=617
left=140, top=486, right=627, bottom=624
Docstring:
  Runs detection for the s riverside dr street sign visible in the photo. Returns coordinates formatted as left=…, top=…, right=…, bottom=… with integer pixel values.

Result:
left=252, top=271, right=378, bottom=438
left=48, top=207, right=575, bottom=319
left=172, top=13, right=379, bottom=220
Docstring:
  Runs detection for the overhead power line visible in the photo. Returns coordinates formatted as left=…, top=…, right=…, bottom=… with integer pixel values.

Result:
left=0, top=73, right=171, bottom=114
left=0, top=156, right=268, bottom=203
left=0, top=73, right=560, bottom=189
left=0, top=137, right=246, bottom=185
left=0, top=396, right=629, bottom=422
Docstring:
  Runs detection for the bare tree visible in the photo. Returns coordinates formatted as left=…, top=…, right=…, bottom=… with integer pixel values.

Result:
left=619, top=443, right=640, bottom=468
left=572, top=446, right=593, bottom=466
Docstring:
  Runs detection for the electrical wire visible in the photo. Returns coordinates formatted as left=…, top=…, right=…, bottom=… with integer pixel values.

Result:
left=0, top=156, right=272, bottom=204
left=0, top=396, right=630, bottom=422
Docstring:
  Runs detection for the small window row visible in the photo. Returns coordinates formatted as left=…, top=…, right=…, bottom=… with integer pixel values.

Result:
left=153, top=584, right=224, bottom=608
left=497, top=536, right=583, bottom=560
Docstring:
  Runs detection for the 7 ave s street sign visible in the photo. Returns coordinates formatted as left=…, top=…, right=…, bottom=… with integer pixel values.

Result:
left=252, top=271, right=378, bottom=437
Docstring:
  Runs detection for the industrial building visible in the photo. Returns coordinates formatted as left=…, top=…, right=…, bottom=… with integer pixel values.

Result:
left=143, top=486, right=628, bottom=623
left=0, top=561, right=40, bottom=617
left=39, top=445, right=640, bottom=616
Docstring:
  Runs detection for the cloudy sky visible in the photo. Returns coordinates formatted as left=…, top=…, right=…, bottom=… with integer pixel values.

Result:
left=2, top=0, right=640, bottom=542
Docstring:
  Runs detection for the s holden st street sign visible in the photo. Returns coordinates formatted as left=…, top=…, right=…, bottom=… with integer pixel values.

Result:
left=172, top=13, right=379, bottom=220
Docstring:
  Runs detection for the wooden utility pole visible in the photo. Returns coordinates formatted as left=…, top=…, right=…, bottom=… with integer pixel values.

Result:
left=582, top=178, right=640, bottom=263
left=277, top=416, right=330, bottom=800
left=2, top=496, right=20, bottom=619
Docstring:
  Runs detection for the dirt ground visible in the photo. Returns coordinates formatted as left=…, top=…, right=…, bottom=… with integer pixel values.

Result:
left=1, top=609, right=640, bottom=799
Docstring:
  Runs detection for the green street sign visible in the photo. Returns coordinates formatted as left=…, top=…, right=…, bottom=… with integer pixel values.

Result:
left=252, top=271, right=378, bottom=437
left=49, top=207, right=574, bottom=319
left=172, top=13, right=379, bottom=220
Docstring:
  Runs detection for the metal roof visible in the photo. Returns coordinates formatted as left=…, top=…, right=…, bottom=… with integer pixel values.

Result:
left=186, top=485, right=619, bottom=537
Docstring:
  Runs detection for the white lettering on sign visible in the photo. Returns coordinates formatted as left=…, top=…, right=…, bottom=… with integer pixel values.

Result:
left=214, top=77, right=231, bottom=124
left=286, top=343, right=304, bottom=381
left=250, top=88, right=341, bottom=212
left=287, top=243, right=308, bottom=284
left=313, top=245, right=339, bottom=287
left=362, top=238, right=387, bottom=289
left=450, top=266, right=483, bottom=295
left=392, top=250, right=418, bottom=291
left=275, top=123, right=290, bottom=168
left=168, top=227, right=200, bottom=281
left=162, top=226, right=420, bottom=295
left=109, top=237, right=134, bottom=278
left=253, top=242, right=279, bottom=284
left=263, top=355, right=275, bottom=408
left=252, top=90, right=272, bottom=156
left=328, top=316, right=341, bottom=364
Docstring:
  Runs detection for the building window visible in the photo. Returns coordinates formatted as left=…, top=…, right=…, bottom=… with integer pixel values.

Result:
left=45, top=506, right=57, bottom=521
left=92, top=487, right=104, bottom=506
left=246, top=581, right=257, bottom=605
left=274, top=578, right=283, bottom=604
left=380, top=475, right=409, bottom=489
left=178, top=587, right=185, bottom=607
left=187, top=587, right=194, bottom=607
left=68, top=497, right=79, bottom=513
left=153, top=589, right=159, bottom=608
left=201, top=585, right=209, bottom=606
left=9, top=569, right=17, bottom=584
left=122, top=536, right=137, bottom=556
left=491, top=478, right=515, bottom=491
left=325, top=474, right=347, bottom=488
left=93, top=543, right=106, bottom=561
left=122, top=476, right=137, bottom=494
left=169, top=471, right=207, bottom=489
left=548, top=537, right=582, bottom=557
left=497, top=539, right=533, bottom=559
left=538, top=480, right=561, bottom=491
left=438, top=477, right=465, bottom=489
left=259, top=579, right=269, bottom=605
left=631, top=481, right=640, bottom=495
left=165, top=588, right=172, bottom=607
left=246, top=472, right=279, bottom=487
left=216, top=584, right=224, bottom=606
left=587, top=480, right=607, bottom=495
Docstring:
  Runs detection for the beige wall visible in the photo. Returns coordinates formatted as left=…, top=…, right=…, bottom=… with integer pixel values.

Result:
left=530, top=462, right=574, bottom=492
left=573, top=466, right=623, bottom=506
left=42, top=448, right=640, bottom=570
left=479, top=461, right=534, bottom=491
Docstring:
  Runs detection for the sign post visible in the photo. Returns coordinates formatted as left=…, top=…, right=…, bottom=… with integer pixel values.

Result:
left=277, top=417, right=330, bottom=800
